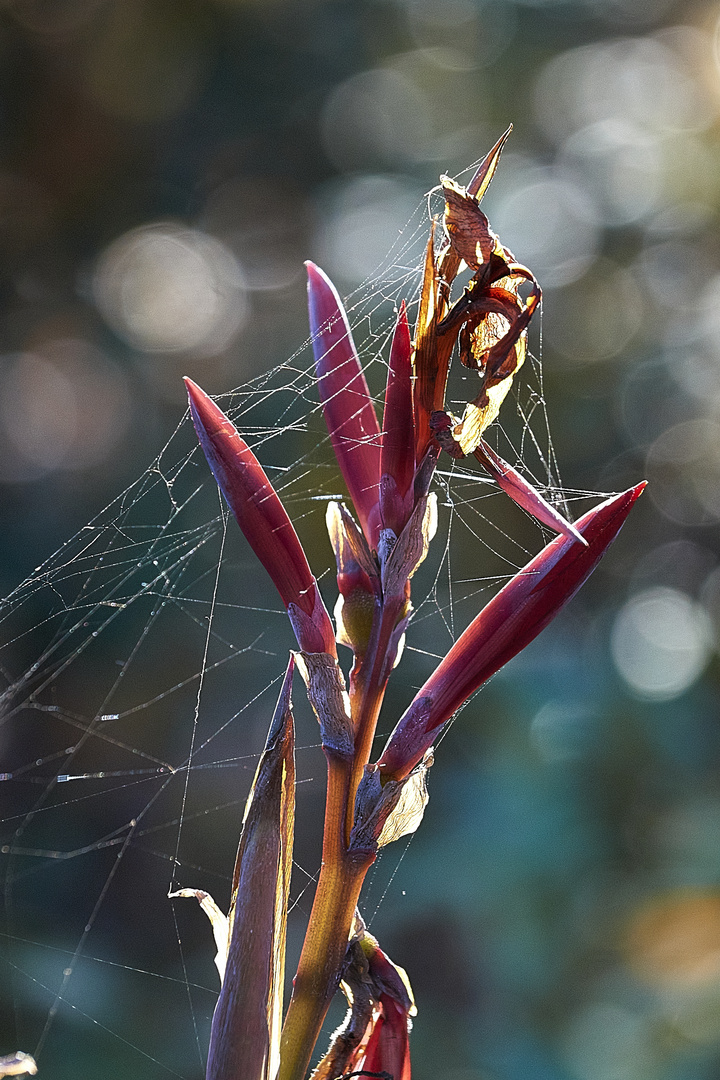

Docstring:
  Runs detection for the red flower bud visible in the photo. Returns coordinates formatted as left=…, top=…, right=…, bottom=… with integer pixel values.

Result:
left=185, top=378, right=336, bottom=655
left=380, top=302, right=415, bottom=536
left=306, top=262, right=383, bottom=548
left=360, top=994, right=412, bottom=1080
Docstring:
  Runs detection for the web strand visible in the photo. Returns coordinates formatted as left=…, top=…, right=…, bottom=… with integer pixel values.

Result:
left=0, top=180, right=604, bottom=1075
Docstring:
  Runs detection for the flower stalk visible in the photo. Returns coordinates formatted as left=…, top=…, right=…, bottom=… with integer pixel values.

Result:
left=180, top=132, right=645, bottom=1080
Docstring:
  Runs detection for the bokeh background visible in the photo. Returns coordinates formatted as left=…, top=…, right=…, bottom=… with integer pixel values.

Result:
left=4, top=1, right=720, bottom=1079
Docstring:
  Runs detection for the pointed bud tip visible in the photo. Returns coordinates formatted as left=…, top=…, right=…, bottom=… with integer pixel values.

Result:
left=184, top=374, right=201, bottom=406
left=574, top=481, right=646, bottom=546
left=183, top=376, right=229, bottom=441
left=569, top=480, right=646, bottom=553
left=305, top=260, right=333, bottom=293
left=594, top=480, right=647, bottom=520
left=184, top=375, right=210, bottom=410
left=306, top=260, right=346, bottom=337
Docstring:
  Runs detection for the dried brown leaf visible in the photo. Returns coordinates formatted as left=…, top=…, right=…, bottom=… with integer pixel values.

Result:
left=441, top=176, right=499, bottom=271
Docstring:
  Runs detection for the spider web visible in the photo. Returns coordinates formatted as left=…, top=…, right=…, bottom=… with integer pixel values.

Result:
left=0, top=168, right=600, bottom=1079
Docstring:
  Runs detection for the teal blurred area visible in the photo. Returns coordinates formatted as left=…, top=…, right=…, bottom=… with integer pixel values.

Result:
left=3, top=1, right=720, bottom=1079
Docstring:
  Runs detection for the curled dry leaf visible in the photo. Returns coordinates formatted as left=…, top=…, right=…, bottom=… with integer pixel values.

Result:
left=168, top=888, right=229, bottom=982
left=433, top=169, right=542, bottom=457
left=350, top=752, right=432, bottom=852
left=436, top=124, right=512, bottom=294
left=440, top=175, right=499, bottom=270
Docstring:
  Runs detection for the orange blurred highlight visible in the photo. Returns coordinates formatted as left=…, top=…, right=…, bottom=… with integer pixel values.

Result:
left=624, top=890, right=720, bottom=988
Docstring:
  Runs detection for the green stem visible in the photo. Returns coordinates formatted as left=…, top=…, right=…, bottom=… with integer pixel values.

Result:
left=345, top=597, right=405, bottom=838
left=278, top=754, right=372, bottom=1080
left=279, top=596, right=405, bottom=1080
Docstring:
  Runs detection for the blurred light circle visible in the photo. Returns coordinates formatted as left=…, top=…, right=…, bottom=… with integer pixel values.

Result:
left=659, top=796, right=720, bottom=878
left=619, top=359, right=696, bottom=450
left=646, top=419, right=720, bottom=525
left=530, top=701, right=601, bottom=763
left=543, top=259, right=643, bottom=364
left=313, top=175, right=423, bottom=286
left=0, top=340, right=130, bottom=481
left=403, top=0, right=515, bottom=70
left=321, top=68, right=432, bottom=172
left=2, top=354, right=76, bottom=471
left=611, top=586, right=713, bottom=700
left=534, top=38, right=712, bottom=147
left=698, top=274, right=720, bottom=358
left=660, top=133, right=719, bottom=212
left=645, top=200, right=714, bottom=241
left=638, top=238, right=711, bottom=310
left=490, top=172, right=599, bottom=288
left=632, top=539, right=717, bottom=597
left=534, top=43, right=597, bottom=144
left=624, top=890, right=720, bottom=988
left=409, top=45, right=480, bottom=72
left=665, top=980, right=720, bottom=1044
left=200, top=178, right=309, bottom=292
left=612, top=38, right=710, bottom=133
left=93, top=224, right=248, bottom=355
left=560, top=120, right=661, bottom=225
left=675, top=348, right=720, bottom=407
left=701, top=565, right=720, bottom=640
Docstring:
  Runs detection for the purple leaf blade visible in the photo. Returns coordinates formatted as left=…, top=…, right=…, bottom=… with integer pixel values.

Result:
left=377, top=483, right=646, bottom=781
left=474, top=440, right=588, bottom=546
